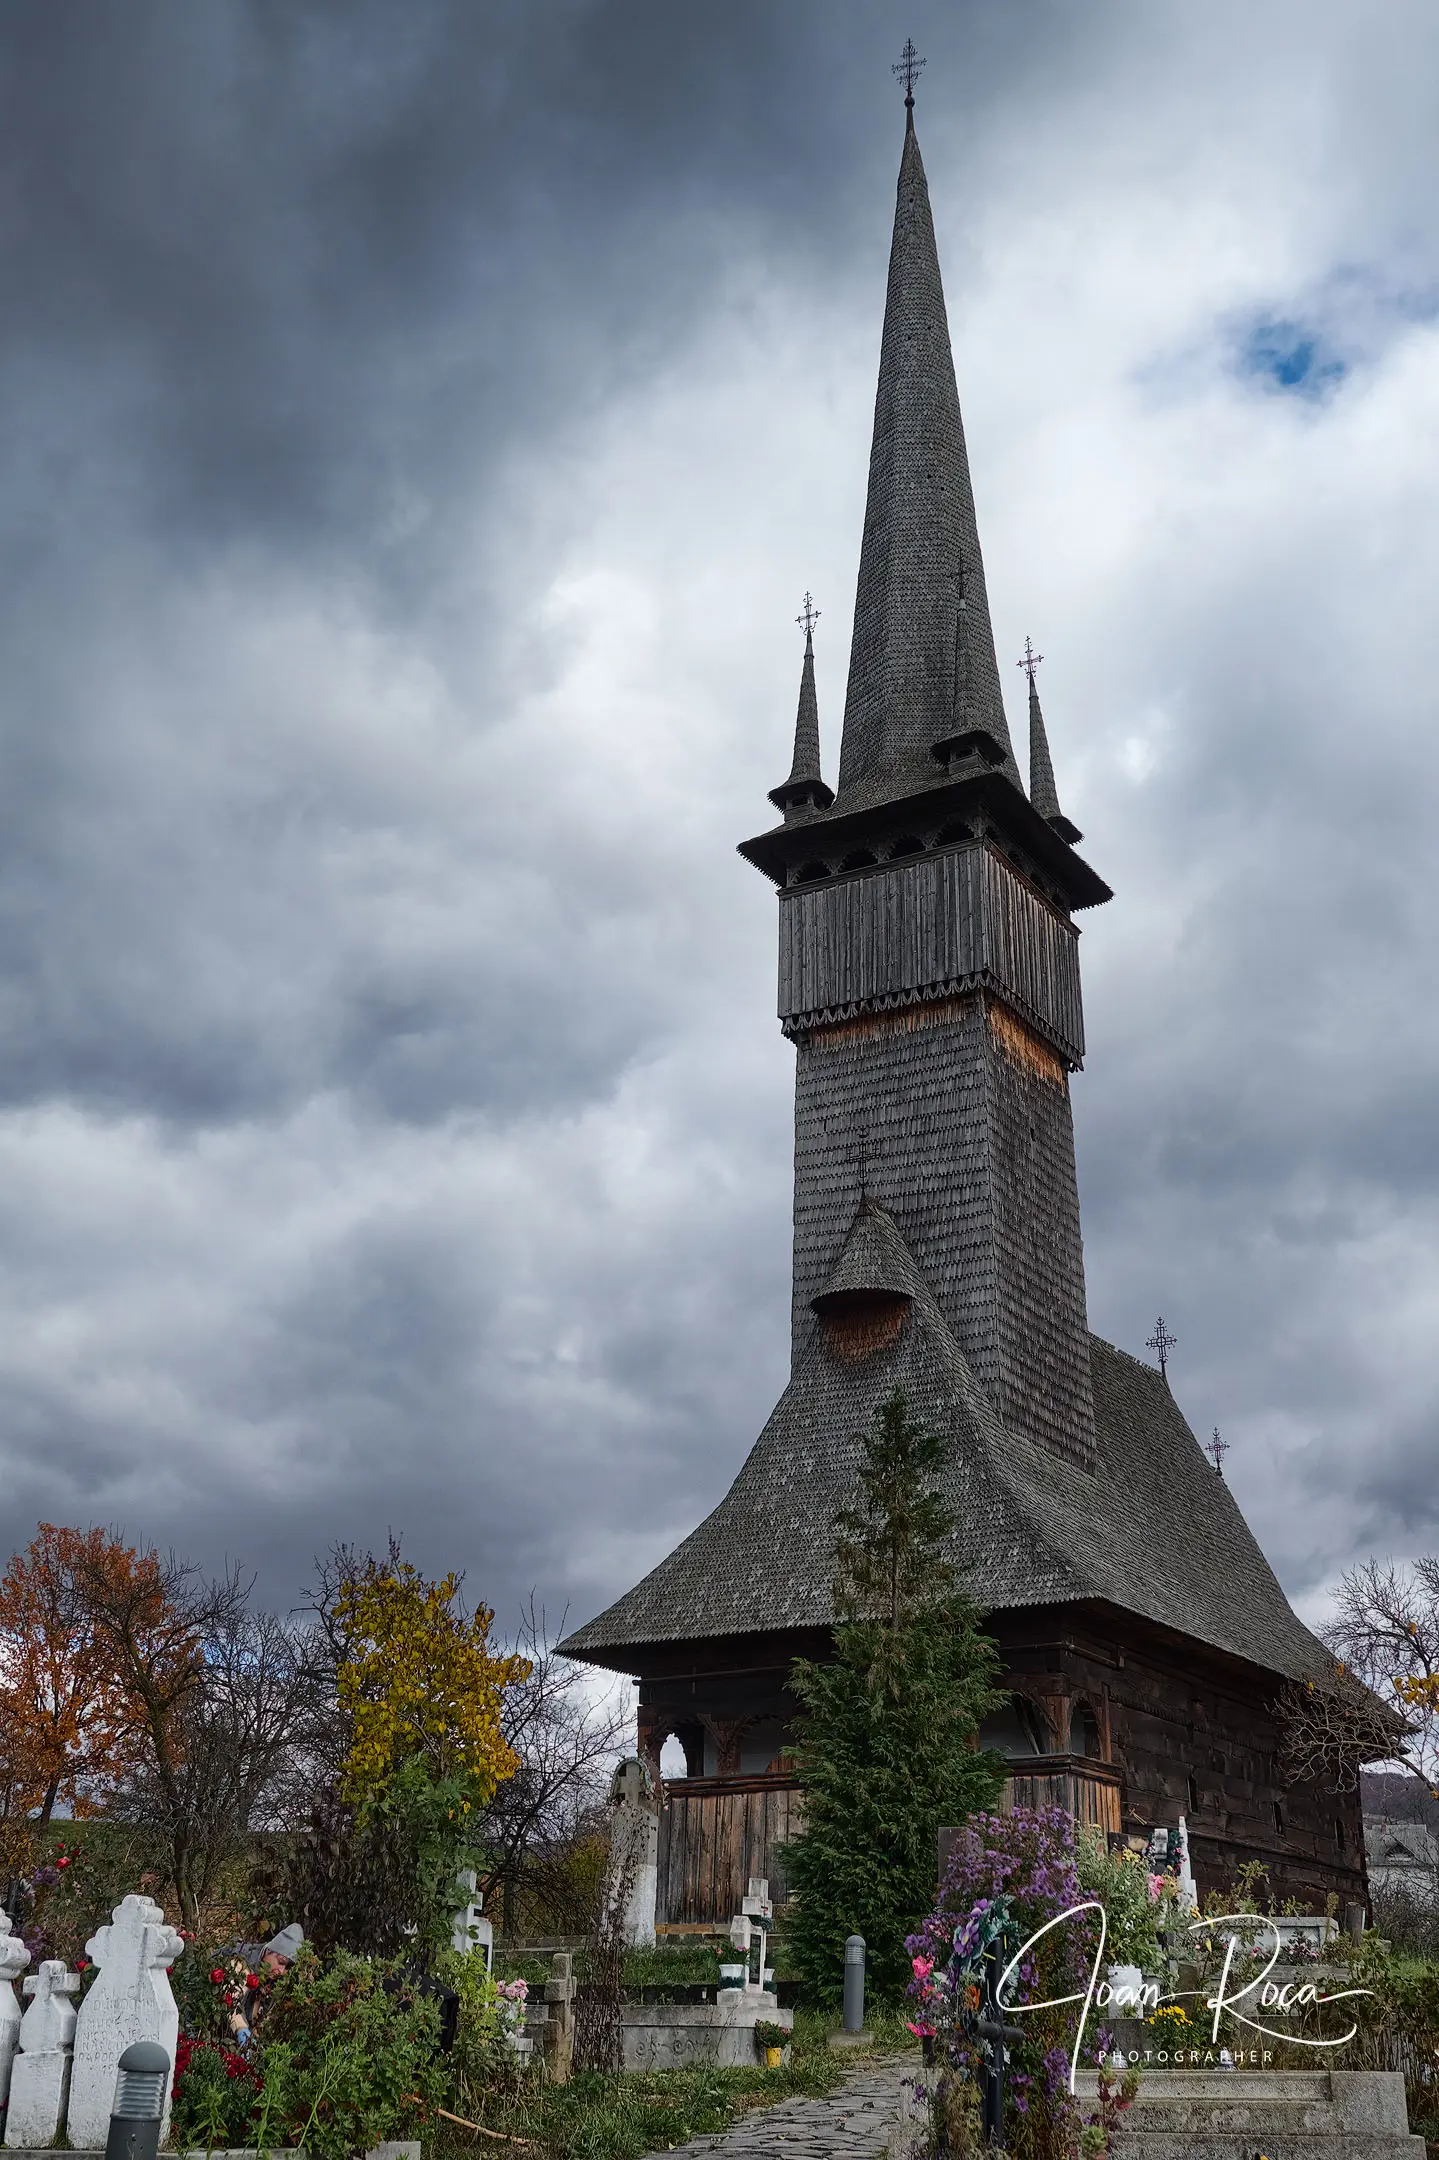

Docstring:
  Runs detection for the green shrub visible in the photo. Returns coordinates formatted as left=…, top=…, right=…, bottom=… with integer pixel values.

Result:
left=172, top=1947, right=446, bottom=2160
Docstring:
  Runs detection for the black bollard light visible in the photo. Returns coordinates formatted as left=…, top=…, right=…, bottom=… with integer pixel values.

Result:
left=104, top=2039, right=171, bottom=2160
left=843, top=1934, right=866, bottom=2034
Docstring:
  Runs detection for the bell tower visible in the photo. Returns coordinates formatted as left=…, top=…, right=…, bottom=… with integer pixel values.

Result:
left=739, top=91, right=1110, bottom=1471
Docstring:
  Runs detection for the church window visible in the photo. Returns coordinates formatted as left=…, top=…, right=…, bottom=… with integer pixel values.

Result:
left=978, top=1698, right=1047, bottom=1758
left=1334, top=1817, right=1347, bottom=1856
left=1067, top=1702, right=1101, bottom=1758
left=1187, top=1774, right=1200, bottom=1813
left=1274, top=1800, right=1286, bottom=1835
left=659, top=1733, right=688, bottom=1779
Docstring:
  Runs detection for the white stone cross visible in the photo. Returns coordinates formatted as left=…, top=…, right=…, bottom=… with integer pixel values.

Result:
left=450, top=1869, right=494, bottom=1970
left=731, top=1878, right=774, bottom=1996
left=5, top=1962, right=81, bottom=2148
left=68, top=1894, right=185, bottom=2148
left=0, top=1909, right=32, bottom=2110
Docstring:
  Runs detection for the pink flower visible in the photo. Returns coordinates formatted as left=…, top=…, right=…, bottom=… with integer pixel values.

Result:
left=1147, top=1874, right=1165, bottom=1902
left=911, top=1955, right=935, bottom=1981
left=906, top=2020, right=936, bottom=2038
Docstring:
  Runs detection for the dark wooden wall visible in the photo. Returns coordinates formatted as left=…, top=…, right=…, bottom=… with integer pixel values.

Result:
left=656, top=1776, right=805, bottom=1929
left=994, top=1605, right=1369, bottom=1911
left=639, top=1605, right=1370, bottom=1927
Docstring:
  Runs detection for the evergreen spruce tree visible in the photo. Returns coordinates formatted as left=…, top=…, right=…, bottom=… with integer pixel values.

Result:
left=783, top=1387, right=1007, bottom=2003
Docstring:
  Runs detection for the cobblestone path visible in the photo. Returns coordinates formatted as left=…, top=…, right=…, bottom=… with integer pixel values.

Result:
left=643, top=2059, right=925, bottom=2160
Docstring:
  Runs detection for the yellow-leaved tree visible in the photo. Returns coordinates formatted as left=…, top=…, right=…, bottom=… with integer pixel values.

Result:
left=335, top=1553, right=529, bottom=1806
left=289, top=1545, right=532, bottom=1955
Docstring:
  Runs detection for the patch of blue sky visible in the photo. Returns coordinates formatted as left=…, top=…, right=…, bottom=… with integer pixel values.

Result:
left=1236, top=315, right=1348, bottom=399
left=1133, top=263, right=1439, bottom=413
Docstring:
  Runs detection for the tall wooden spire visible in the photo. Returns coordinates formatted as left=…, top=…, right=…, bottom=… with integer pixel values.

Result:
left=837, top=104, right=1019, bottom=798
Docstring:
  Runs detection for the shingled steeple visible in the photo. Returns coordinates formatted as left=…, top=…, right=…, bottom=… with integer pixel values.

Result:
left=838, top=96, right=1018, bottom=797
left=1023, top=640, right=1082, bottom=845
left=768, top=596, right=833, bottom=818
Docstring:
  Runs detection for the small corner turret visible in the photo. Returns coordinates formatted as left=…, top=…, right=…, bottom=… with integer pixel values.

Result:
left=767, top=594, right=834, bottom=819
left=1021, top=638, right=1083, bottom=847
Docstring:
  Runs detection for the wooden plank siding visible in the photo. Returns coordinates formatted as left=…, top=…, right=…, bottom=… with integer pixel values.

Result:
left=655, top=1761, right=1120, bottom=1925
left=1002, top=1758, right=1123, bottom=1836
left=657, top=1778, right=806, bottom=1927
left=778, top=845, right=1084, bottom=1066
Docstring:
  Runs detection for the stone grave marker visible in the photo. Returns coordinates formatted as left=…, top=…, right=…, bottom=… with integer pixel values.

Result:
left=0, top=1911, right=30, bottom=2109
left=4, top=1960, right=80, bottom=2147
left=604, top=1757, right=658, bottom=1947
left=541, top=1951, right=576, bottom=2084
left=67, top=1894, right=185, bottom=2148
left=450, top=1869, right=494, bottom=1970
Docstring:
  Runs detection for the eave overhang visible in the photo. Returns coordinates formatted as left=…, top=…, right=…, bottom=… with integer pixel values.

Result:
left=738, top=767, right=1111, bottom=911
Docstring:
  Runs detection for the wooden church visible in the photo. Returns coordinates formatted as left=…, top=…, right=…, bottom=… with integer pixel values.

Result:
left=561, top=82, right=1368, bottom=1925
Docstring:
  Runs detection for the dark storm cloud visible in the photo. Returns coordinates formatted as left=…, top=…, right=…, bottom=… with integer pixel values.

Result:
left=0, top=0, right=1436, bottom=1642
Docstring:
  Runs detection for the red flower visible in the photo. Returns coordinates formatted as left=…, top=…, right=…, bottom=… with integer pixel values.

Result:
left=56, top=1857, right=69, bottom=1870
left=245, top=1972, right=259, bottom=1988
left=75, top=1959, right=88, bottom=1973
left=223, top=1993, right=234, bottom=2007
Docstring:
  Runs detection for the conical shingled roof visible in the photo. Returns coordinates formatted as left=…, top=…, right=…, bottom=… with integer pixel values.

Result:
left=811, top=1197, right=920, bottom=1307
left=769, top=625, right=833, bottom=816
left=1028, top=670, right=1082, bottom=845
left=836, top=108, right=1020, bottom=802
left=561, top=1206, right=1331, bottom=1687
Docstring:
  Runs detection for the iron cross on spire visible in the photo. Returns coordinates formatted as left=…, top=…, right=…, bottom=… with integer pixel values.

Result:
left=1147, top=1315, right=1177, bottom=1384
left=892, top=38, right=925, bottom=104
left=1018, top=637, right=1044, bottom=686
left=1207, top=1427, right=1230, bottom=1476
left=796, top=592, right=820, bottom=640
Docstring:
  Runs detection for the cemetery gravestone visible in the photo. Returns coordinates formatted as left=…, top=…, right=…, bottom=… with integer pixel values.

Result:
left=67, top=1894, right=185, bottom=2149
left=5, top=1962, right=81, bottom=2149
left=0, top=1911, right=30, bottom=2109
left=604, top=1758, right=658, bottom=1947
left=450, top=1869, right=494, bottom=1971
left=542, top=1952, right=576, bottom=2084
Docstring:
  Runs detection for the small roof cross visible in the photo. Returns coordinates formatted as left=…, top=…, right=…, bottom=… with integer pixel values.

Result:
left=1018, top=636, right=1044, bottom=686
left=892, top=38, right=925, bottom=104
left=1207, top=1427, right=1230, bottom=1476
left=795, top=591, right=820, bottom=641
left=1146, top=1315, right=1177, bottom=1382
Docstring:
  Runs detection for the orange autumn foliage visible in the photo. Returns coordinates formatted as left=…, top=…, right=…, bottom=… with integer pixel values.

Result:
left=0, top=1525, right=178, bottom=1823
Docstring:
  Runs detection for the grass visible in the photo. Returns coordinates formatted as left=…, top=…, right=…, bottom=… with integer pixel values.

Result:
left=428, top=2006, right=918, bottom=2160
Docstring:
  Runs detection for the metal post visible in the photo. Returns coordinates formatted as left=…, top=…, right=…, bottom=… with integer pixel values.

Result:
left=974, top=1970, right=1023, bottom=2152
left=843, top=1934, right=865, bottom=2033
left=103, top=2040, right=170, bottom=2160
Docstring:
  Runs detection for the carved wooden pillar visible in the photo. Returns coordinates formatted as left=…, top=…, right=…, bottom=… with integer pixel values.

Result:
left=702, top=1716, right=747, bottom=1777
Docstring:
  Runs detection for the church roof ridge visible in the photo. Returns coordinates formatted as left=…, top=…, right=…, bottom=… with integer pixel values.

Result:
left=558, top=1308, right=1331, bottom=1687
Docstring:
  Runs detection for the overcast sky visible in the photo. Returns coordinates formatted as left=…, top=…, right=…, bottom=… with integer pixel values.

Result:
left=1, top=0, right=1437, bottom=1645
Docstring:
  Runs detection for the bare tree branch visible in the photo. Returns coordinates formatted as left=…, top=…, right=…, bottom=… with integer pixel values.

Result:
left=478, top=1595, right=629, bottom=1934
